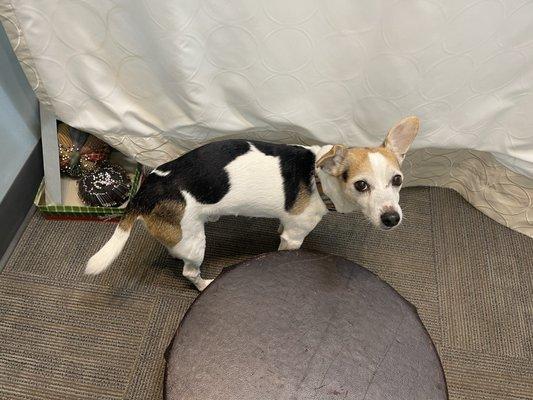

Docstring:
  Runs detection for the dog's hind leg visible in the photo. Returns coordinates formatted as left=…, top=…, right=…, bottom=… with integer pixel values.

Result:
left=168, top=220, right=212, bottom=291
left=144, top=201, right=211, bottom=291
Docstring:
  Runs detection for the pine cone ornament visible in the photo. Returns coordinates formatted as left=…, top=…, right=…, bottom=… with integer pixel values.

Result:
left=58, top=123, right=110, bottom=178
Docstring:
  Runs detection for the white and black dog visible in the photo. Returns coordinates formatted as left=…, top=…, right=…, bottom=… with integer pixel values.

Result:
left=87, top=117, right=419, bottom=290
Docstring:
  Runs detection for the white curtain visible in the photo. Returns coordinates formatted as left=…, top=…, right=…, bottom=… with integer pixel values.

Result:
left=1, top=0, right=532, bottom=236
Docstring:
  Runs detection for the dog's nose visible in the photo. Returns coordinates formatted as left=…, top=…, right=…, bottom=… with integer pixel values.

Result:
left=381, top=211, right=400, bottom=228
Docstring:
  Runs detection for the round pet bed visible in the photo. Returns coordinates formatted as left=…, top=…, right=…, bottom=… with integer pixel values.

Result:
left=165, top=250, right=447, bottom=399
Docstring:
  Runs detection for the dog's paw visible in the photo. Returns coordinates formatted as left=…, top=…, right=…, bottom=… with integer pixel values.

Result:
left=196, top=278, right=214, bottom=291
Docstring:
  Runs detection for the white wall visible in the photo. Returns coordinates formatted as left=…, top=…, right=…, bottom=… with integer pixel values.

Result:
left=0, top=23, right=40, bottom=202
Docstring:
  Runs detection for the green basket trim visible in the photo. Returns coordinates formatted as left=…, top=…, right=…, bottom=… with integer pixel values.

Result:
left=36, top=163, right=143, bottom=216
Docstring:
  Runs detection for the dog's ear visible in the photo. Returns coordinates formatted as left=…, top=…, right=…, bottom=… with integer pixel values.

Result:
left=316, top=144, right=347, bottom=176
left=383, top=116, right=419, bottom=164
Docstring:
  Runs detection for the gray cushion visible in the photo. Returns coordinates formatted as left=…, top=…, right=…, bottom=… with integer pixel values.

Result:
left=165, top=251, right=447, bottom=399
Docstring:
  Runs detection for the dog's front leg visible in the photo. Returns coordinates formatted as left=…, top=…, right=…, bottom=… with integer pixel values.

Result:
left=278, top=225, right=311, bottom=251
left=278, top=208, right=325, bottom=251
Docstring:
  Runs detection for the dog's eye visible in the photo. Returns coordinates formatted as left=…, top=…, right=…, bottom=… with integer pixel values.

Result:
left=392, top=174, right=403, bottom=186
left=354, top=180, right=369, bottom=192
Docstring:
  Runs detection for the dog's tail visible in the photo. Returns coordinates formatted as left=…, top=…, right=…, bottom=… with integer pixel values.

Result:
left=85, top=212, right=138, bottom=275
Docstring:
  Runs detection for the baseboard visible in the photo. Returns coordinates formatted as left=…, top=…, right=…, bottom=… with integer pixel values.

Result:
left=0, top=140, right=43, bottom=268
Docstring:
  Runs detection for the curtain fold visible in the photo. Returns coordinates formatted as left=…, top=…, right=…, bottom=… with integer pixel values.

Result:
left=1, top=0, right=532, bottom=236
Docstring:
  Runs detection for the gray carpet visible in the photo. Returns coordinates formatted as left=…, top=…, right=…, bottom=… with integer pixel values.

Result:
left=0, top=187, right=531, bottom=399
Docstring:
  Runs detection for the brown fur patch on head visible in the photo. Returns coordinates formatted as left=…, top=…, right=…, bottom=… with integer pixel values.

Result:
left=343, top=148, right=371, bottom=181
left=143, top=200, right=185, bottom=247
left=341, top=147, right=400, bottom=183
left=288, top=183, right=311, bottom=215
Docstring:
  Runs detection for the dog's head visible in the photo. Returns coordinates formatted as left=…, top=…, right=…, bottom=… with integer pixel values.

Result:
left=317, top=116, right=419, bottom=230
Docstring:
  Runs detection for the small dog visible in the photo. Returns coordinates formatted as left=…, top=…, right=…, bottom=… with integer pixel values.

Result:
left=86, top=116, right=419, bottom=290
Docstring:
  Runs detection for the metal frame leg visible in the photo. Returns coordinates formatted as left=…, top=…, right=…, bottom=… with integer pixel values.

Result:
left=39, top=104, right=61, bottom=204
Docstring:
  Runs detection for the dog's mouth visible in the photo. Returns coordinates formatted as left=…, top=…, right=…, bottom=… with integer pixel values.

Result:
left=364, top=217, right=402, bottom=231
left=379, top=223, right=400, bottom=231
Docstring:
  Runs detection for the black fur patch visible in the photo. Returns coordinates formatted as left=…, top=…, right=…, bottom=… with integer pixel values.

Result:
left=128, top=139, right=316, bottom=214
left=251, top=141, right=316, bottom=212
left=129, top=140, right=251, bottom=213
